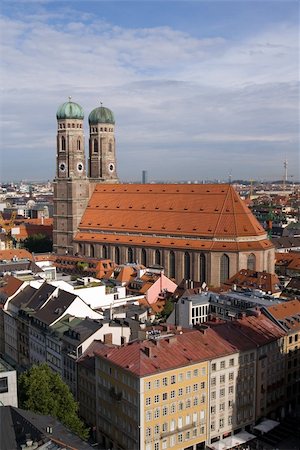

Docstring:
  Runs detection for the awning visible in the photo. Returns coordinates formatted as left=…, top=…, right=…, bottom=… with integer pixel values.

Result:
left=208, top=431, right=256, bottom=449
left=253, top=419, right=280, bottom=433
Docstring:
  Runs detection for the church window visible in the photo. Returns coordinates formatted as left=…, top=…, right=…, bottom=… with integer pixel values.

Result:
left=63, top=123, right=65, bottom=128
left=141, top=248, right=147, bottom=266
left=59, top=124, right=62, bottom=129
left=67, top=123, right=70, bottom=128
left=77, top=139, right=81, bottom=150
left=94, top=139, right=98, bottom=153
left=78, top=244, right=83, bottom=254
left=100, top=127, right=103, bottom=131
left=184, top=252, right=191, bottom=279
left=109, top=141, right=112, bottom=152
left=103, top=245, right=108, bottom=259
left=61, top=136, right=66, bottom=151
left=169, top=251, right=175, bottom=278
left=155, top=249, right=161, bottom=266
left=128, top=247, right=134, bottom=263
left=200, top=253, right=206, bottom=283
left=72, top=123, right=75, bottom=128
left=115, top=247, right=120, bottom=264
left=220, top=254, right=230, bottom=283
left=105, top=127, right=107, bottom=131
left=247, top=253, right=256, bottom=271
left=90, top=245, right=95, bottom=258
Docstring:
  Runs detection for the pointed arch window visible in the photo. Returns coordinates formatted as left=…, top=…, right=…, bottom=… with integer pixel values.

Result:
left=115, top=247, right=120, bottom=265
left=90, top=244, right=95, bottom=258
left=169, top=251, right=176, bottom=278
left=94, top=138, right=98, bottom=153
left=61, top=136, right=66, bottom=151
left=141, top=248, right=147, bottom=266
left=128, top=247, right=134, bottom=263
left=184, top=252, right=191, bottom=279
left=109, top=141, right=113, bottom=152
left=77, top=139, right=81, bottom=150
left=200, top=253, right=206, bottom=283
left=155, top=249, right=161, bottom=266
left=220, top=254, right=230, bottom=283
left=247, top=253, right=256, bottom=271
left=103, top=245, right=108, bottom=259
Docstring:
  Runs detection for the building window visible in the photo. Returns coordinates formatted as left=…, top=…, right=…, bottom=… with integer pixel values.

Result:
left=146, top=397, right=151, bottom=406
left=154, top=425, right=159, bottom=435
left=162, top=377, right=168, bottom=386
left=60, top=136, right=66, bottom=152
left=141, top=248, right=147, bottom=266
left=162, top=406, right=168, bottom=416
left=77, top=139, right=81, bottom=150
left=163, top=392, right=168, bottom=400
left=171, top=375, right=176, bottom=384
left=247, top=253, right=256, bottom=271
left=146, top=427, right=151, bottom=437
left=146, top=411, right=152, bottom=421
left=155, top=249, right=161, bottom=265
left=154, top=408, right=160, bottom=419
left=0, top=377, right=8, bottom=393
left=109, top=141, right=113, bottom=152
left=90, top=244, right=95, bottom=258
left=169, top=250, right=176, bottom=278
left=154, top=394, right=160, bottom=403
left=128, top=247, right=134, bottom=263
left=115, top=247, right=120, bottom=264
left=212, top=363, right=216, bottom=371
left=220, top=254, right=230, bottom=283
left=200, top=253, right=206, bottom=283
left=229, top=358, right=234, bottom=366
left=184, top=251, right=191, bottom=279
left=102, top=245, right=108, bottom=259
left=220, top=360, right=225, bottom=369
left=94, top=138, right=98, bottom=153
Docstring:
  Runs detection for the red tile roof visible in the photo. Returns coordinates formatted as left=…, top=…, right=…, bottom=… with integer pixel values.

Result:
left=0, top=275, right=24, bottom=299
left=0, top=249, right=33, bottom=261
left=94, top=328, right=238, bottom=377
left=267, top=299, right=300, bottom=332
left=222, top=269, right=281, bottom=294
left=75, top=184, right=269, bottom=249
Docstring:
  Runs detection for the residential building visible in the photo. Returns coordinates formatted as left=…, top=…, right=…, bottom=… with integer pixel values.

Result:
left=0, top=357, right=18, bottom=407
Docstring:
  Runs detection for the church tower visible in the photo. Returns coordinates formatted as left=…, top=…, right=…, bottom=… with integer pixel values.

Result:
left=88, top=105, right=119, bottom=183
left=53, top=98, right=90, bottom=255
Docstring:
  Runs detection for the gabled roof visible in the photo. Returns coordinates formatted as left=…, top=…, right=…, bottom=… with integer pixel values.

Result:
left=76, top=184, right=268, bottom=247
left=33, top=289, right=77, bottom=326
left=94, top=328, right=238, bottom=377
left=222, top=269, right=281, bottom=294
left=9, top=285, right=37, bottom=308
left=266, top=299, right=300, bottom=332
left=24, top=282, right=57, bottom=310
left=0, top=249, right=33, bottom=261
left=0, top=275, right=24, bottom=300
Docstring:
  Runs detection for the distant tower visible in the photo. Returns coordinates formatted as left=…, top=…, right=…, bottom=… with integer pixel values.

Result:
left=283, top=159, right=288, bottom=191
left=88, top=104, right=119, bottom=183
left=142, top=170, right=148, bottom=184
left=53, top=98, right=90, bottom=255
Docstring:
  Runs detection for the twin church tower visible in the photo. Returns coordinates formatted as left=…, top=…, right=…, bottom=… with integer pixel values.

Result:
left=53, top=98, right=119, bottom=254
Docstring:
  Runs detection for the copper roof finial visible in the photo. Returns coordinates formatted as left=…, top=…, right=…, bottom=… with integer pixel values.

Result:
left=68, top=96, right=72, bottom=102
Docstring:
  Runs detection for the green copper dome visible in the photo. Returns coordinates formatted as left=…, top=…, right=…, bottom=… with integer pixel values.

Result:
left=88, top=105, right=115, bottom=125
left=56, top=100, right=84, bottom=120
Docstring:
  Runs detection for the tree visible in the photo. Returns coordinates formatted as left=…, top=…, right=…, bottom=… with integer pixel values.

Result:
left=18, top=363, right=89, bottom=440
left=22, top=233, right=53, bottom=253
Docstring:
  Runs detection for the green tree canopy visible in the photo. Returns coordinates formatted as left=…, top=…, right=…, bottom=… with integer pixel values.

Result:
left=22, top=233, right=53, bottom=253
left=18, top=363, right=89, bottom=440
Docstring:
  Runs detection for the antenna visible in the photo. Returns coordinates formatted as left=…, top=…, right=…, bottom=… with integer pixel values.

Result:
left=283, top=158, right=288, bottom=192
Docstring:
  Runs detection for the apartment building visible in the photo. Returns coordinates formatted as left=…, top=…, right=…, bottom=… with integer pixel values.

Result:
left=263, top=299, right=300, bottom=410
left=93, top=327, right=240, bottom=450
left=0, top=357, right=18, bottom=407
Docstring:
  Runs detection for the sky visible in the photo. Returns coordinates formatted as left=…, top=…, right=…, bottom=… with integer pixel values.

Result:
left=0, top=0, right=299, bottom=183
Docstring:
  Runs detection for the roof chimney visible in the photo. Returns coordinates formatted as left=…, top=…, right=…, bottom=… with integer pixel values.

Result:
left=199, top=325, right=209, bottom=335
left=103, top=333, right=113, bottom=345
left=144, top=346, right=153, bottom=357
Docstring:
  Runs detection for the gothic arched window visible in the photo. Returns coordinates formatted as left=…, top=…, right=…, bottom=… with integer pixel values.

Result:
left=90, top=244, right=95, bottom=258
left=200, top=253, right=206, bottom=283
left=109, top=141, right=112, bottom=152
left=184, top=252, right=191, bottom=279
left=220, top=254, right=230, bottom=283
left=77, top=139, right=81, bottom=150
left=141, top=248, right=147, bottom=266
left=115, top=247, right=120, bottom=264
left=103, top=245, right=108, bottom=259
left=247, top=253, right=256, bottom=271
left=169, top=251, right=176, bottom=278
left=94, top=139, right=98, bottom=153
left=61, top=136, right=66, bottom=151
left=128, top=247, right=134, bottom=263
left=155, top=249, right=161, bottom=266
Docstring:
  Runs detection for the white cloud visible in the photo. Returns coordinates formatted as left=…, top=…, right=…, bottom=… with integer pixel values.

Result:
left=0, top=9, right=298, bottom=182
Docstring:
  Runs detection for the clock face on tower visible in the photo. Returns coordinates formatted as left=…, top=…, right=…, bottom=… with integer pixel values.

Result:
left=59, top=162, right=66, bottom=172
left=77, top=162, right=83, bottom=172
left=108, top=163, right=114, bottom=173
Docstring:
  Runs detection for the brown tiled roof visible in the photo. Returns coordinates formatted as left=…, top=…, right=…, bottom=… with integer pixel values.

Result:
left=9, top=285, right=37, bottom=308
left=222, top=269, right=281, bottom=294
left=94, top=328, right=238, bottom=377
left=0, top=275, right=24, bottom=299
left=0, top=249, right=33, bottom=261
left=275, top=252, right=300, bottom=271
left=267, top=299, right=300, bottom=332
left=75, top=184, right=269, bottom=249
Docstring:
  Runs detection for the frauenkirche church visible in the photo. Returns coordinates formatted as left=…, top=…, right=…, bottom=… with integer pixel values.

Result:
left=53, top=99, right=274, bottom=286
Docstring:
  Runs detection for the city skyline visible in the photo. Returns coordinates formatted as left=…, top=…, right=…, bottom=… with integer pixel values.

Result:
left=0, top=1, right=299, bottom=182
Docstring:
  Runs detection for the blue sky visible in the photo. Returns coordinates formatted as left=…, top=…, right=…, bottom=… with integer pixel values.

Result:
left=0, top=1, right=299, bottom=182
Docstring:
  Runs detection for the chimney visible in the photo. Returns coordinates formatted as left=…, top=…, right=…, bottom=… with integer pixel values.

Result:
left=167, top=335, right=177, bottom=344
left=103, top=333, right=113, bottom=344
left=199, top=325, right=209, bottom=335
